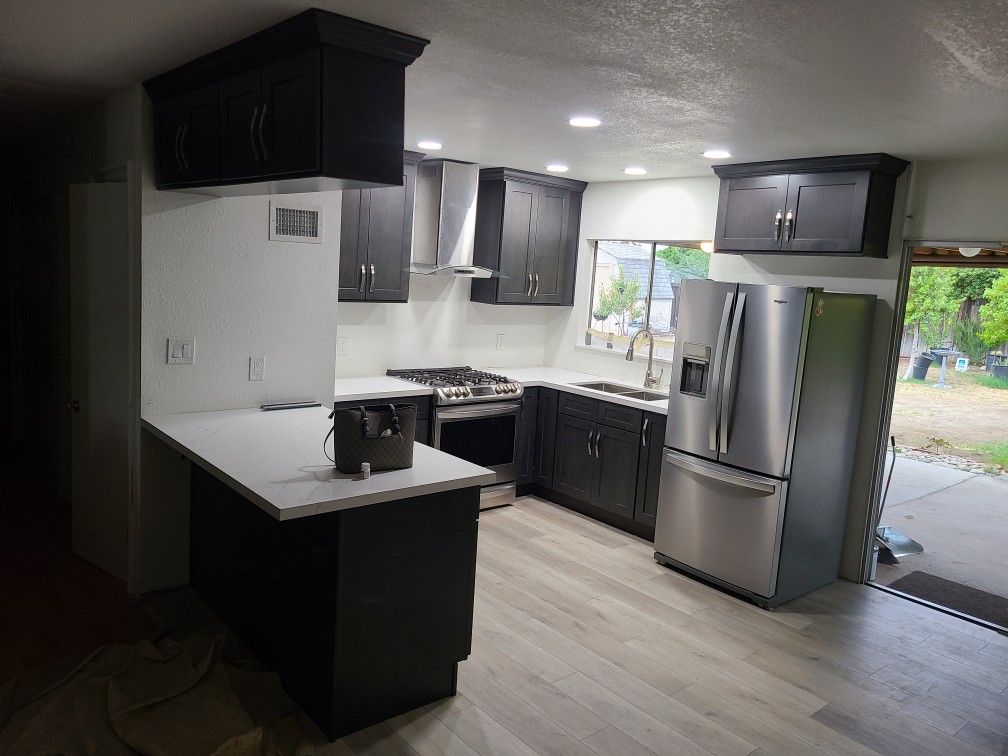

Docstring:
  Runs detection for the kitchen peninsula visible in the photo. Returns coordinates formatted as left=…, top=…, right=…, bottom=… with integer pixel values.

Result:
left=141, top=407, right=494, bottom=740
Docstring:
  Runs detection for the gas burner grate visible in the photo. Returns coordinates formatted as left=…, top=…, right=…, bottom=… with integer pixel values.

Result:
left=387, top=366, right=513, bottom=388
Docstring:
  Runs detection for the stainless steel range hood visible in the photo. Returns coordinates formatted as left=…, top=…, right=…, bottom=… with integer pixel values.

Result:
left=410, top=159, right=498, bottom=278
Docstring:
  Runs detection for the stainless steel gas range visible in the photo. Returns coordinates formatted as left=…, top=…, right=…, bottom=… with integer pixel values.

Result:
left=387, top=367, right=524, bottom=509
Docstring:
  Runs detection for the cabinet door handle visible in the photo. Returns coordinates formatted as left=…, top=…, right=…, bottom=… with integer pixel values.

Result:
left=369, top=264, right=376, bottom=293
left=173, top=125, right=183, bottom=172
left=179, top=124, right=189, bottom=172
left=772, top=210, right=783, bottom=242
left=526, top=273, right=533, bottom=297
left=533, top=273, right=540, bottom=297
left=258, top=103, right=269, bottom=160
left=358, top=264, right=366, bottom=293
left=249, top=105, right=260, bottom=162
left=594, top=430, right=602, bottom=458
left=642, top=417, right=649, bottom=447
left=587, top=430, right=594, bottom=457
left=783, top=210, right=794, bottom=243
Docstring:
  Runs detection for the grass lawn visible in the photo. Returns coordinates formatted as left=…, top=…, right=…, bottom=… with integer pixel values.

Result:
left=889, top=359, right=1008, bottom=468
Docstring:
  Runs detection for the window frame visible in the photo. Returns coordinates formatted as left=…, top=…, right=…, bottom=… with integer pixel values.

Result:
left=585, top=239, right=709, bottom=358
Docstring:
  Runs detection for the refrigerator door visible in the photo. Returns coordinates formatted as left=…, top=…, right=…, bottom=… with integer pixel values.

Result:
left=655, top=449, right=787, bottom=598
left=717, top=284, right=811, bottom=478
left=664, top=279, right=738, bottom=461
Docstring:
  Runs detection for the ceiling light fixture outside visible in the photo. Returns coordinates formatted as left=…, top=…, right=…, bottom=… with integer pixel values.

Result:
left=418, top=140, right=442, bottom=150
left=623, top=166, right=647, bottom=176
left=959, top=246, right=982, bottom=257
left=703, top=149, right=732, bottom=159
left=546, top=164, right=569, bottom=172
left=568, top=116, right=601, bottom=128
left=700, top=241, right=715, bottom=254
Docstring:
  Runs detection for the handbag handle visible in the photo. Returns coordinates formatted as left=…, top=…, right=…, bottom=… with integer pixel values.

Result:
left=359, top=404, right=401, bottom=438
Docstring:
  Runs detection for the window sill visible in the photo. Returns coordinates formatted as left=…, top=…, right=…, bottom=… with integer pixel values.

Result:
left=574, top=343, right=676, bottom=367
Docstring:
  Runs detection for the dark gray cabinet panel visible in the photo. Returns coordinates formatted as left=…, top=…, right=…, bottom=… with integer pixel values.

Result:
left=338, top=151, right=421, bottom=302
left=634, top=413, right=666, bottom=527
left=712, top=154, right=907, bottom=258
left=471, top=168, right=585, bottom=306
left=517, top=388, right=539, bottom=484
left=714, top=175, right=788, bottom=252
left=553, top=415, right=595, bottom=503
left=258, top=49, right=321, bottom=177
left=595, top=402, right=642, bottom=433
left=533, top=388, right=557, bottom=489
left=592, top=425, right=639, bottom=518
left=155, top=84, right=220, bottom=187
left=781, top=171, right=869, bottom=254
left=558, top=392, right=597, bottom=421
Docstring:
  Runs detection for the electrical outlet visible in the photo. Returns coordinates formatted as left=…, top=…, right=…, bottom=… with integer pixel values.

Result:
left=167, top=337, right=194, bottom=365
left=496, top=333, right=505, bottom=351
left=249, top=356, right=264, bottom=382
left=337, top=337, right=348, bottom=356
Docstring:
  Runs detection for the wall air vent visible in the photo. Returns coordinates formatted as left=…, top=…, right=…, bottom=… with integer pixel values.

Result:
left=269, top=201, right=323, bottom=243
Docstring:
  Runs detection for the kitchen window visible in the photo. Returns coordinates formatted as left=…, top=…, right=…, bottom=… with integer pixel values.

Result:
left=586, top=241, right=711, bottom=360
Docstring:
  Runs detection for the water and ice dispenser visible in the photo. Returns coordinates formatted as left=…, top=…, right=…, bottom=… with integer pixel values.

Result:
left=679, top=342, right=711, bottom=397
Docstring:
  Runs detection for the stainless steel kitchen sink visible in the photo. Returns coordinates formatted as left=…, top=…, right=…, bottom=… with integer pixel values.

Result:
left=572, top=381, right=668, bottom=402
left=620, top=390, right=668, bottom=401
left=572, top=381, right=637, bottom=394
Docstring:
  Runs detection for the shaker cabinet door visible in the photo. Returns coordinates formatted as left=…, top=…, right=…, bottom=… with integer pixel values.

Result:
left=714, top=175, right=789, bottom=252
left=528, top=186, right=568, bottom=303
left=258, top=49, right=321, bottom=177
left=219, top=70, right=264, bottom=180
left=591, top=425, right=639, bottom=518
left=553, top=415, right=595, bottom=503
left=156, top=85, right=219, bottom=187
left=361, top=164, right=414, bottom=302
left=781, top=171, right=870, bottom=253
left=495, top=182, right=537, bottom=303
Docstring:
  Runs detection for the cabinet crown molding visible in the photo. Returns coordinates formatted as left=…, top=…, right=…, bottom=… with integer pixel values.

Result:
left=143, top=8, right=429, bottom=102
left=478, top=167, right=588, bottom=192
left=712, top=153, right=909, bottom=180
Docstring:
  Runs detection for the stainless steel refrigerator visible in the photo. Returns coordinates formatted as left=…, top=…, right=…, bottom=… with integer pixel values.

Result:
left=654, top=280, right=875, bottom=607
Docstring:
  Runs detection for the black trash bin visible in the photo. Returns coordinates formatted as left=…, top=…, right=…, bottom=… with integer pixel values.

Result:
left=910, top=351, right=934, bottom=380
left=993, top=363, right=1008, bottom=381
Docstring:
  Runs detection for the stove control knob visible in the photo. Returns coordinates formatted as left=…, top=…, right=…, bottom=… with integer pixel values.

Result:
left=494, top=385, right=502, bottom=394
left=453, top=387, right=462, bottom=398
left=508, top=383, right=517, bottom=393
left=437, top=389, right=447, bottom=399
left=462, top=387, right=471, bottom=397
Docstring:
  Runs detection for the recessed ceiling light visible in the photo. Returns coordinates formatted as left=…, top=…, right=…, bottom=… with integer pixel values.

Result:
left=417, top=140, right=442, bottom=150
left=623, top=166, right=647, bottom=176
left=702, top=149, right=732, bottom=159
left=546, top=164, right=569, bottom=172
left=568, top=116, right=601, bottom=128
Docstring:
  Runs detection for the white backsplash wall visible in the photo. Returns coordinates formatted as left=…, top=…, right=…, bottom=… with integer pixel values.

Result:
left=140, top=181, right=340, bottom=415
left=335, top=274, right=561, bottom=377
left=544, top=176, right=720, bottom=384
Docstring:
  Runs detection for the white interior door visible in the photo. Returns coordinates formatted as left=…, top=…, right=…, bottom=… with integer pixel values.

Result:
left=69, top=182, right=130, bottom=581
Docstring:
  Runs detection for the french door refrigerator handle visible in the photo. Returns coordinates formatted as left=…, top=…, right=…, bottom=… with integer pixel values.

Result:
left=719, top=291, right=746, bottom=452
left=709, top=291, right=734, bottom=453
left=663, top=449, right=777, bottom=494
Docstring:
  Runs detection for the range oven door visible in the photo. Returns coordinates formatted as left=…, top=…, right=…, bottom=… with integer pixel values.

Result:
left=432, top=401, right=522, bottom=485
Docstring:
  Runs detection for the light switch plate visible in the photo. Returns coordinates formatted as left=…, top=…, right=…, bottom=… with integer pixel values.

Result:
left=167, top=337, right=194, bottom=365
left=249, top=356, right=265, bottom=382
left=496, top=333, right=505, bottom=351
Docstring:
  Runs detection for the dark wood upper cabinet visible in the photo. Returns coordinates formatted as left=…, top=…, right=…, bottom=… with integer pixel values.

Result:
left=154, top=84, right=220, bottom=187
left=339, top=151, right=422, bottom=302
left=144, top=9, right=428, bottom=195
left=713, top=154, right=908, bottom=257
left=471, top=168, right=586, bottom=306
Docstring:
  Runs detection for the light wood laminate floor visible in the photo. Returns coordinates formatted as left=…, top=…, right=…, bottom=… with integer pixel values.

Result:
left=330, top=496, right=1008, bottom=755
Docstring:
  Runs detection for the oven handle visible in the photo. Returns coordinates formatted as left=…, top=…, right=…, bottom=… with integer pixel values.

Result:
left=435, top=401, right=523, bottom=420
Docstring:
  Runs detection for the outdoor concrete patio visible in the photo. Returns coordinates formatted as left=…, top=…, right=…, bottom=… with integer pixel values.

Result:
left=873, top=455, right=1008, bottom=598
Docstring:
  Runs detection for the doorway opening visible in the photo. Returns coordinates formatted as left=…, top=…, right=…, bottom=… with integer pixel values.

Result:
left=870, top=244, right=1008, bottom=629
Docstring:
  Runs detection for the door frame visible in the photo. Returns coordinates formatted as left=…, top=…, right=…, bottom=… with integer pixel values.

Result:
left=856, top=237, right=1006, bottom=583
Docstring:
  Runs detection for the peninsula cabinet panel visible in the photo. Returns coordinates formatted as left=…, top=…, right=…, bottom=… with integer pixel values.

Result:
left=471, top=168, right=586, bottom=306
left=713, top=153, right=908, bottom=257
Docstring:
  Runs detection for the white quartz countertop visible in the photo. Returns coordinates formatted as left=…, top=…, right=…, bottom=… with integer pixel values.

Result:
left=141, top=407, right=496, bottom=521
left=333, top=366, right=669, bottom=414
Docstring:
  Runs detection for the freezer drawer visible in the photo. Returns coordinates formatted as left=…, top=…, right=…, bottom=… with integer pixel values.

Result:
left=654, top=449, right=787, bottom=598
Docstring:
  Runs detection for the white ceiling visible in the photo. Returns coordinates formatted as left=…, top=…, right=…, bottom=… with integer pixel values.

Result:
left=3, top=0, right=1008, bottom=181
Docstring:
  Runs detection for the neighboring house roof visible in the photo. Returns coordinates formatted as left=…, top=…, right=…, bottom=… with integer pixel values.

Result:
left=615, top=255, right=700, bottom=300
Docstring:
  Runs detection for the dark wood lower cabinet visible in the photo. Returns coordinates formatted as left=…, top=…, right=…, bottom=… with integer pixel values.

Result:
left=593, top=424, right=640, bottom=519
left=516, top=388, right=539, bottom=484
left=634, top=413, right=666, bottom=528
left=533, top=389, right=557, bottom=489
left=189, top=465, right=479, bottom=740
left=545, top=398, right=654, bottom=539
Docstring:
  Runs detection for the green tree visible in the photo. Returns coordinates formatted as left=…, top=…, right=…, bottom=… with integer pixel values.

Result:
left=904, top=268, right=957, bottom=349
left=655, top=246, right=710, bottom=279
left=979, top=272, right=1008, bottom=347
left=596, top=265, right=641, bottom=336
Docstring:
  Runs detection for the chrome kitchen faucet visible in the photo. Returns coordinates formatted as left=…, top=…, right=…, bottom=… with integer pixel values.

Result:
left=626, top=329, right=663, bottom=389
